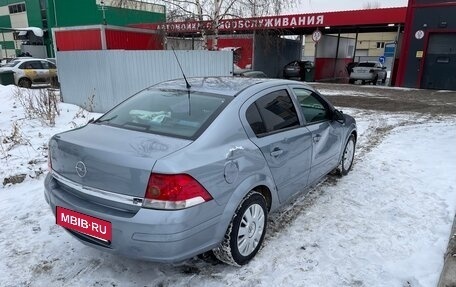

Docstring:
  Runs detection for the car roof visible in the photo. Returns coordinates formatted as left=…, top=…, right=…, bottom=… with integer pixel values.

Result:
left=152, top=77, right=312, bottom=97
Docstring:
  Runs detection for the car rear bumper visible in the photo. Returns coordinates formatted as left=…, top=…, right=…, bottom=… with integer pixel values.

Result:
left=44, top=173, right=223, bottom=263
left=349, top=73, right=375, bottom=80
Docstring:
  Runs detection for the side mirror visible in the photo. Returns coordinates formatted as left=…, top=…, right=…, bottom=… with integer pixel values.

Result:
left=382, top=66, right=387, bottom=70
left=332, top=109, right=345, bottom=124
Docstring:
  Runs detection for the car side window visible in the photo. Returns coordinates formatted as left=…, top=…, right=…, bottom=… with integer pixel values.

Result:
left=19, top=61, right=33, bottom=69
left=293, top=88, right=330, bottom=124
left=20, top=61, right=43, bottom=69
left=246, top=89, right=300, bottom=137
left=41, top=61, right=49, bottom=69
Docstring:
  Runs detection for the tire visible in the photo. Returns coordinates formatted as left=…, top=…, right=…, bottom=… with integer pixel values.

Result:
left=50, top=76, right=60, bottom=88
left=382, top=76, right=387, bottom=84
left=372, top=75, right=378, bottom=85
left=361, top=80, right=365, bottom=85
left=18, top=78, right=32, bottom=88
left=213, top=191, right=268, bottom=266
left=349, top=79, right=355, bottom=84
left=340, top=134, right=356, bottom=175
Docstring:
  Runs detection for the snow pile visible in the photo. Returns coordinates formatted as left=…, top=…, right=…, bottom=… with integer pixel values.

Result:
left=0, top=85, right=98, bottom=187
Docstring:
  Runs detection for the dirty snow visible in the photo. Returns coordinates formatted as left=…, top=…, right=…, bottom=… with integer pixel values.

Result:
left=1, top=85, right=455, bottom=287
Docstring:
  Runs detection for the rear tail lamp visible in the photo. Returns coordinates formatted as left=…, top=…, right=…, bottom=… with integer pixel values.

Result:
left=143, top=173, right=213, bottom=210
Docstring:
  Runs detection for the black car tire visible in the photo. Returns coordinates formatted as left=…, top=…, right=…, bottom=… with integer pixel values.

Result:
left=349, top=79, right=355, bottom=84
left=372, top=75, right=378, bottom=85
left=213, top=191, right=268, bottom=266
left=18, top=78, right=32, bottom=88
left=382, top=76, right=387, bottom=84
left=340, top=134, right=356, bottom=175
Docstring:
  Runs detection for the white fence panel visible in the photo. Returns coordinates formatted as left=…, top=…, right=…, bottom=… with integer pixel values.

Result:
left=57, top=50, right=233, bottom=112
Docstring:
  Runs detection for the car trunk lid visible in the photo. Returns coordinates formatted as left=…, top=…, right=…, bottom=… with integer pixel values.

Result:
left=49, top=124, right=192, bottom=199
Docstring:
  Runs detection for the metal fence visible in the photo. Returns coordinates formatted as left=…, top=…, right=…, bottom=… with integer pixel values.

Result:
left=57, top=50, right=233, bottom=112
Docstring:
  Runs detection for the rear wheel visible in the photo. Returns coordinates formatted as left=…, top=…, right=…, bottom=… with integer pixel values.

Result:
left=213, top=191, right=267, bottom=266
left=382, top=76, right=387, bottom=84
left=18, top=78, right=32, bottom=88
left=372, top=75, right=378, bottom=85
left=349, top=79, right=355, bottom=84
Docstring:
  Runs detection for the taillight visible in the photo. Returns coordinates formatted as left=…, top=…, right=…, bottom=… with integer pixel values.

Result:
left=143, top=173, right=213, bottom=210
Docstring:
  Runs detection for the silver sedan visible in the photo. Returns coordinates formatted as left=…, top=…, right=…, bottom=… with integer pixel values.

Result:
left=44, top=77, right=357, bottom=266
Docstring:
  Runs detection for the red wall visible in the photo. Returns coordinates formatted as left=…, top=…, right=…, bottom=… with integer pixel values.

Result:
left=105, top=29, right=163, bottom=50
left=208, top=36, right=254, bottom=69
left=314, top=58, right=352, bottom=81
left=55, top=29, right=102, bottom=51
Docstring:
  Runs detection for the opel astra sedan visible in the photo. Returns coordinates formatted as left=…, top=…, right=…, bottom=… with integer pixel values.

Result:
left=44, top=77, right=356, bottom=266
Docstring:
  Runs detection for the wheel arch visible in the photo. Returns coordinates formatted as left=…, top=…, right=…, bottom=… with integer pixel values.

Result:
left=213, top=174, right=277, bottom=244
left=18, top=77, right=32, bottom=86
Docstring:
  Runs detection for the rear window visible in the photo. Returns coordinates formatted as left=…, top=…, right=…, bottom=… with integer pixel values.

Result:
left=95, top=89, right=230, bottom=139
left=358, top=62, right=376, bottom=67
left=4, top=60, right=20, bottom=67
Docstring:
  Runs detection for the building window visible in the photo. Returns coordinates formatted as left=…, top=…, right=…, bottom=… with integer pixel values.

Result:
left=9, top=3, right=26, bottom=14
left=376, top=42, right=385, bottom=49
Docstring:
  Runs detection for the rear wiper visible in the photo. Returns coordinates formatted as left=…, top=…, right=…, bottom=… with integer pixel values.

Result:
left=95, top=115, right=118, bottom=124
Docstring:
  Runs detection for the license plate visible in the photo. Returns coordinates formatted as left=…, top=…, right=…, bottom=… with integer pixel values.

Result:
left=56, top=206, right=112, bottom=241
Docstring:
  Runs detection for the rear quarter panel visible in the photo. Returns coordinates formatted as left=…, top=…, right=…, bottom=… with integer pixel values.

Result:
left=152, top=93, right=279, bottom=242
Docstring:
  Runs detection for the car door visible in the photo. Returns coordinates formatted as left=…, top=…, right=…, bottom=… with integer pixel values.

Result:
left=240, top=86, right=313, bottom=203
left=40, top=60, right=55, bottom=84
left=24, top=60, right=46, bottom=83
left=291, top=87, right=343, bottom=184
left=19, top=60, right=38, bottom=82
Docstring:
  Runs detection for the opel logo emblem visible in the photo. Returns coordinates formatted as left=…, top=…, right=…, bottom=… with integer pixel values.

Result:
left=75, top=161, right=87, bottom=178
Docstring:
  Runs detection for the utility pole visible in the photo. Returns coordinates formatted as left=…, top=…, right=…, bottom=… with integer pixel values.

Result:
left=99, top=0, right=107, bottom=25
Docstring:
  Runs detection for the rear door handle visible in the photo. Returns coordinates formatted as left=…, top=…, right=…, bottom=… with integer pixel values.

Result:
left=270, top=148, right=284, bottom=157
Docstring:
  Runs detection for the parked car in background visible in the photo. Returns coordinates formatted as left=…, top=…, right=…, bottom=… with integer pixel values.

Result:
left=349, top=61, right=387, bottom=85
left=0, top=57, right=58, bottom=88
left=346, top=61, right=358, bottom=76
left=283, top=60, right=314, bottom=81
left=45, top=77, right=357, bottom=266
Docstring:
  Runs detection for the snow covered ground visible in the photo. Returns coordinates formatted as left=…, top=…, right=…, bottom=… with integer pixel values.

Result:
left=1, top=85, right=455, bottom=287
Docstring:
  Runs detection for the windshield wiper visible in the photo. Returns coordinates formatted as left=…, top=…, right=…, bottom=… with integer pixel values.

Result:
left=95, top=115, right=118, bottom=124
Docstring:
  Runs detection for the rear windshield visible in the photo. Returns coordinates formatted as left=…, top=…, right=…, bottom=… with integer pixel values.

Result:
left=3, top=60, right=20, bottom=67
left=95, top=89, right=230, bottom=139
left=358, top=62, right=376, bottom=67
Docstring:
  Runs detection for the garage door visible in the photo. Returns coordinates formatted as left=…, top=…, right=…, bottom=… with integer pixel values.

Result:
left=421, top=33, right=456, bottom=90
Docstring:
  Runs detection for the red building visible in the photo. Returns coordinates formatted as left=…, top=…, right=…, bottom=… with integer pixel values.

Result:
left=396, top=0, right=456, bottom=90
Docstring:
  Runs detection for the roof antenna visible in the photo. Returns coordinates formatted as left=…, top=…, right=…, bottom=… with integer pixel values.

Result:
left=171, top=47, right=191, bottom=115
left=172, top=47, right=191, bottom=89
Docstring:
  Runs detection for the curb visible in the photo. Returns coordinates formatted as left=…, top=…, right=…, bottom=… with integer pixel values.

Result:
left=437, top=215, right=456, bottom=287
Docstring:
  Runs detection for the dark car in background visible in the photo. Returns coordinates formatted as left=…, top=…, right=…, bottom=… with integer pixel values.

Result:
left=283, top=60, right=314, bottom=81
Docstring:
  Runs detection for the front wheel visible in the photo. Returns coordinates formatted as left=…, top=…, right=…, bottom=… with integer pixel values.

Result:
left=341, top=134, right=356, bottom=175
left=18, top=78, right=32, bottom=88
left=213, top=191, right=268, bottom=266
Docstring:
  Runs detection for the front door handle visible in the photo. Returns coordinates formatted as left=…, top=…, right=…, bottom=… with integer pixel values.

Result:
left=270, top=148, right=284, bottom=157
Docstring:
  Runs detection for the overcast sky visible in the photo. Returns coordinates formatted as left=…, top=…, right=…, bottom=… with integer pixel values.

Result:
left=286, top=0, right=408, bottom=14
